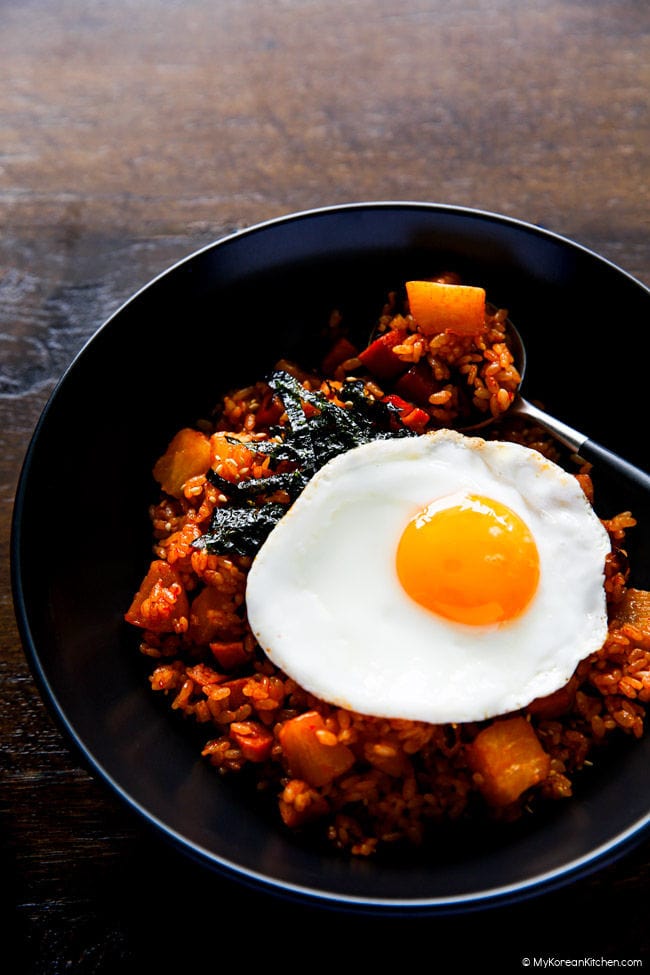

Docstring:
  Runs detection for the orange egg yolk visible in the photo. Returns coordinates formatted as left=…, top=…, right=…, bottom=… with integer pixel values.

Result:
left=396, top=494, right=540, bottom=625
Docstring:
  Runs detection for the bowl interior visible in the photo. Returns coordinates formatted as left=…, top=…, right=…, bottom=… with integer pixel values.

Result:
left=12, top=203, right=650, bottom=911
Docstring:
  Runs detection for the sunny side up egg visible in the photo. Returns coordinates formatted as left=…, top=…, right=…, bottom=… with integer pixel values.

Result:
left=245, top=430, right=611, bottom=724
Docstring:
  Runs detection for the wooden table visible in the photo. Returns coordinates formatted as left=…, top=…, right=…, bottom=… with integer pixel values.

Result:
left=2, top=1, right=649, bottom=970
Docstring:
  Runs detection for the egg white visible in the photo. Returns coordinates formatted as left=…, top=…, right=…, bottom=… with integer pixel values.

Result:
left=245, top=429, right=611, bottom=723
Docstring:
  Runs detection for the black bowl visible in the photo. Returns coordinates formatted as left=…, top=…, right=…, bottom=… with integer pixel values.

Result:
left=11, top=202, right=650, bottom=913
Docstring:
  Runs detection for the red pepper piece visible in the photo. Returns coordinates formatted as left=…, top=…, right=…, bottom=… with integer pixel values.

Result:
left=358, top=329, right=409, bottom=380
left=322, top=336, right=359, bottom=376
left=255, top=389, right=284, bottom=428
left=394, top=362, right=442, bottom=407
left=382, top=394, right=430, bottom=433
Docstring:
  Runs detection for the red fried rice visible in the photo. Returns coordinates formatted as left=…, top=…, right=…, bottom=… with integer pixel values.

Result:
left=125, top=277, right=650, bottom=856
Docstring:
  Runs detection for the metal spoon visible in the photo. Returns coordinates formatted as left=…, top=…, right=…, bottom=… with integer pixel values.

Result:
left=487, top=318, right=650, bottom=496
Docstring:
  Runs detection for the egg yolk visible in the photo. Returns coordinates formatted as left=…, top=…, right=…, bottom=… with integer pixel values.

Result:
left=396, top=494, right=540, bottom=625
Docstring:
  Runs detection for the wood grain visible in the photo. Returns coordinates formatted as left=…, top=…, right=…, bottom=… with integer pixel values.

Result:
left=2, top=1, right=649, bottom=970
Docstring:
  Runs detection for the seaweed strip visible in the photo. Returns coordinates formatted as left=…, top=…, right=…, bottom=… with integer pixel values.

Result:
left=268, top=371, right=317, bottom=475
left=193, top=503, right=287, bottom=557
left=194, top=369, right=415, bottom=557
left=207, top=467, right=307, bottom=502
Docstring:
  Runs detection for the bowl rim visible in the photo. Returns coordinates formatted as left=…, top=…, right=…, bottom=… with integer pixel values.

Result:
left=93, top=199, right=650, bottom=316
left=11, top=200, right=650, bottom=913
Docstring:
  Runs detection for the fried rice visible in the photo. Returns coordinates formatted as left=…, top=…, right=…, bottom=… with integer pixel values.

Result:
left=125, top=275, right=650, bottom=857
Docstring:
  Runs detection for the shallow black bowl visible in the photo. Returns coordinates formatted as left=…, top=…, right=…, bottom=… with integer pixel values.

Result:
left=11, top=202, right=650, bottom=913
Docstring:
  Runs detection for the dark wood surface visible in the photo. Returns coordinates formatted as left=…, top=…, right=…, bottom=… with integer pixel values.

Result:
left=2, top=1, right=649, bottom=971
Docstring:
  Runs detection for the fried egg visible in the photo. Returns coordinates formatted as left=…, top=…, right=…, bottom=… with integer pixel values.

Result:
left=245, top=430, right=610, bottom=723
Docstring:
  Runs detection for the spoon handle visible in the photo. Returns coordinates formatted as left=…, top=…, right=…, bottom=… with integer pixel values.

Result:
left=578, top=438, right=650, bottom=496
left=516, top=397, right=650, bottom=495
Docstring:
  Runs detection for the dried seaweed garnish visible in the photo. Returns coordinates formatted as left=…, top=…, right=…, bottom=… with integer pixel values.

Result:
left=268, top=372, right=414, bottom=471
left=194, top=369, right=415, bottom=557
left=206, top=467, right=307, bottom=502
left=268, top=371, right=317, bottom=473
left=193, top=504, right=287, bottom=557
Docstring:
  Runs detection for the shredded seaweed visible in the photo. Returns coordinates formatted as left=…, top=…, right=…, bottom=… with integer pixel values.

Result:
left=193, top=369, right=415, bottom=557
left=206, top=467, right=307, bottom=502
left=194, top=503, right=287, bottom=557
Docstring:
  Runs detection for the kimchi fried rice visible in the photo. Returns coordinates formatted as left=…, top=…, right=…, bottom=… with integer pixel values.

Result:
left=125, top=275, right=650, bottom=857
